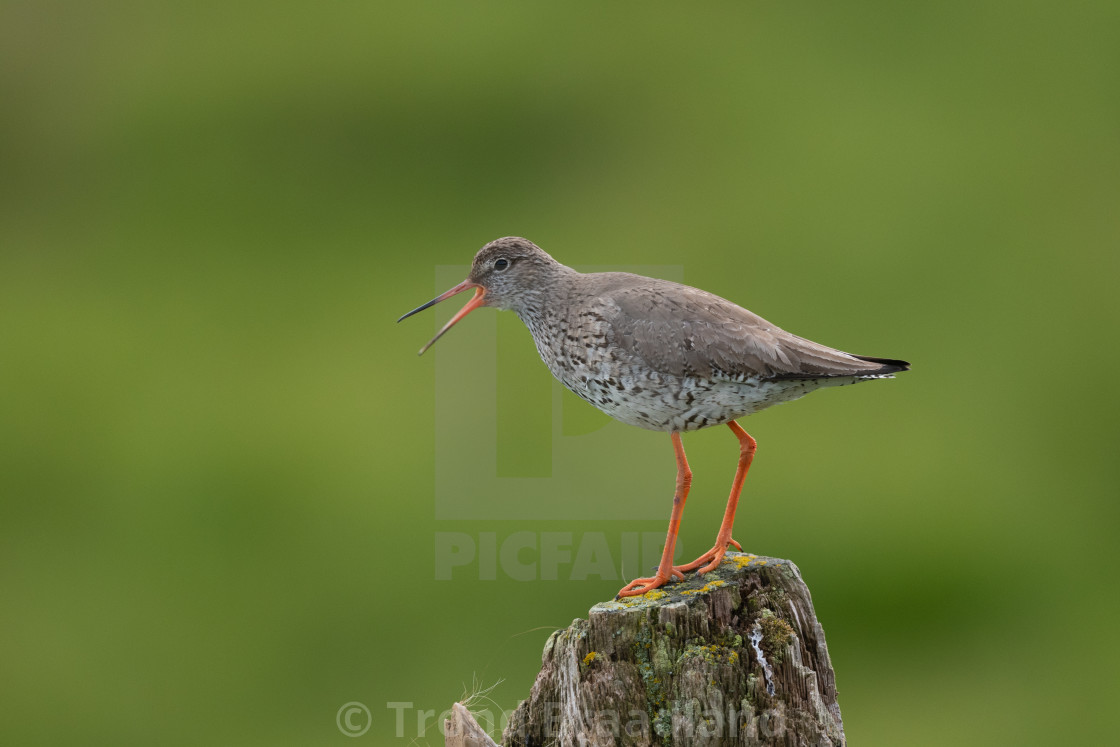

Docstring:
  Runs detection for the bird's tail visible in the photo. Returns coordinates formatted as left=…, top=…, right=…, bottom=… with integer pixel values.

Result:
left=851, top=355, right=911, bottom=376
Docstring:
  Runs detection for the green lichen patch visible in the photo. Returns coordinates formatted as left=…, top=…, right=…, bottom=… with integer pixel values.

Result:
left=632, top=620, right=672, bottom=738
left=759, top=612, right=795, bottom=663
left=680, top=642, right=741, bottom=667
left=596, top=588, right=670, bottom=612
left=746, top=584, right=788, bottom=615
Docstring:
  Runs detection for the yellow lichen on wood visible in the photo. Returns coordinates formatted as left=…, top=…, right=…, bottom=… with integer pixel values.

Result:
left=681, top=579, right=728, bottom=596
left=727, top=553, right=760, bottom=569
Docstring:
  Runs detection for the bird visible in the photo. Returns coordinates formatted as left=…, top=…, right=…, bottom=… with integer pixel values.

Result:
left=399, top=237, right=909, bottom=598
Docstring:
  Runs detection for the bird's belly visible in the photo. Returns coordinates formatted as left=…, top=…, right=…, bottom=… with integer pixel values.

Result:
left=553, top=364, right=840, bottom=432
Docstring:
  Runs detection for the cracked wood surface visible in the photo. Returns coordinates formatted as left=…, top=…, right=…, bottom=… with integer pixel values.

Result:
left=449, top=552, right=846, bottom=747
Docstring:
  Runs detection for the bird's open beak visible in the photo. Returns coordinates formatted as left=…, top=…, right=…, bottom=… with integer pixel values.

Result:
left=397, top=280, right=486, bottom=355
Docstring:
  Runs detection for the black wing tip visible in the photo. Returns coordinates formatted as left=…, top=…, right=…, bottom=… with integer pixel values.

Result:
left=765, top=355, right=911, bottom=381
left=852, top=355, right=911, bottom=375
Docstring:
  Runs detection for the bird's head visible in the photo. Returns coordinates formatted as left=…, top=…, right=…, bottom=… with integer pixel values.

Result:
left=398, top=237, right=563, bottom=354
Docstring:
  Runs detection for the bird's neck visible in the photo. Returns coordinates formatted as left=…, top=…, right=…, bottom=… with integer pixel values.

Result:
left=512, top=264, right=577, bottom=338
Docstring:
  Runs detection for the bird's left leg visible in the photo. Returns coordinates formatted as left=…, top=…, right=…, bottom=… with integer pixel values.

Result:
left=616, top=432, right=691, bottom=598
left=675, top=421, right=755, bottom=575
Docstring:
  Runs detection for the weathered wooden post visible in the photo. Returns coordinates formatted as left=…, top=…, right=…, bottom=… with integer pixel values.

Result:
left=446, top=552, right=845, bottom=747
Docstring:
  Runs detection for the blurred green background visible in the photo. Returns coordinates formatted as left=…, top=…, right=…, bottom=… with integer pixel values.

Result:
left=2, top=2, right=1118, bottom=745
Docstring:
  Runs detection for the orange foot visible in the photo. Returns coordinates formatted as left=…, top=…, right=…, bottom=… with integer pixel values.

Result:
left=675, top=538, right=742, bottom=575
left=616, top=568, right=684, bottom=598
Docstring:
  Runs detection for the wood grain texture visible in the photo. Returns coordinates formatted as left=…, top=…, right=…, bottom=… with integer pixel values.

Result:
left=499, top=552, right=845, bottom=746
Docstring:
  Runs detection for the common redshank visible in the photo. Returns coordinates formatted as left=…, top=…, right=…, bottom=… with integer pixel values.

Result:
left=399, top=237, right=908, bottom=597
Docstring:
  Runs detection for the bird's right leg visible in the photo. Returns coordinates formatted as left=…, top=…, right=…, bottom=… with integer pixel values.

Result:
left=616, top=432, right=690, bottom=598
left=675, top=420, right=755, bottom=574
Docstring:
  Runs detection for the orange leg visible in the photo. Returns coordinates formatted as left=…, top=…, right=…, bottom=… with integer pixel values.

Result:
left=616, top=432, right=691, bottom=598
left=675, top=421, right=756, bottom=575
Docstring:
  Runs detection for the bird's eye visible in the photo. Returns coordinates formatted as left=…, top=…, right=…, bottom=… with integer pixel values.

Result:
left=494, top=258, right=510, bottom=271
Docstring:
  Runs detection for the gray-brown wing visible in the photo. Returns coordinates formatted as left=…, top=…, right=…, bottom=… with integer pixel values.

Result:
left=599, top=279, right=895, bottom=380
